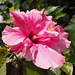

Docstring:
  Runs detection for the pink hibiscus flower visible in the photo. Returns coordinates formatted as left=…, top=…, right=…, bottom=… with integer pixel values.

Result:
left=2, top=9, right=71, bottom=69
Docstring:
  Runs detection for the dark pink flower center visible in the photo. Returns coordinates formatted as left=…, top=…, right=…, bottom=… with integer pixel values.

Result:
left=29, top=33, right=39, bottom=44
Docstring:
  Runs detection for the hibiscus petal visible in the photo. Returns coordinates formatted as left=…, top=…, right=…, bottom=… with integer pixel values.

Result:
left=33, top=44, right=65, bottom=69
left=10, top=10, right=31, bottom=34
left=32, top=31, right=59, bottom=42
left=38, top=25, right=71, bottom=53
left=32, top=9, right=53, bottom=34
left=39, top=9, right=44, bottom=16
left=34, top=20, right=56, bottom=35
left=26, top=9, right=47, bottom=35
left=39, top=36, right=71, bottom=53
left=26, top=9, right=43, bottom=34
left=38, top=31, right=59, bottom=38
left=55, top=25, right=69, bottom=39
left=10, top=10, right=28, bottom=27
left=2, top=26, right=26, bottom=45
left=55, top=25, right=65, bottom=33
left=9, top=42, right=24, bottom=54
left=28, top=9, right=42, bottom=26
left=54, top=25, right=71, bottom=52
left=23, top=44, right=37, bottom=61
left=57, top=38, right=71, bottom=52
left=23, top=38, right=37, bottom=61
left=39, top=9, right=53, bottom=21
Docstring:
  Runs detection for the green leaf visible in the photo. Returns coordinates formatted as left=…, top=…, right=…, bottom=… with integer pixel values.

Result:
left=47, top=68, right=61, bottom=75
left=64, top=15, right=75, bottom=66
left=4, top=18, right=13, bottom=24
left=22, top=1, right=29, bottom=10
left=64, top=15, right=75, bottom=32
left=13, top=0, right=20, bottom=10
left=53, top=68, right=61, bottom=75
left=0, top=5, right=8, bottom=10
left=23, top=61, right=43, bottom=75
left=47, top=69, right=55, bottom=75
left=0, top=0, right=7, bottom=4
left=26, top=0, right=33, bottom=4
left=9, top=7, right=14, bottom=11
left=55, top=6, right=66, bottom=13
left=0, top=46, right=9, bottom=65
left=69, top=53, right=75, bottom=64
left=63, top=48, right=70, bottom=54
left=0, top=64, right=6, bottom=75
left=62, top=48, right=71, bottom=62
left=54, top=12, right=66, bottom=19
left=61, top=62, right=73, bottom=75
left=44, top=6, right=59, bottom=15
left=64, top=15, right=75, bottom=48
left=8, top=0, right=14, bottom=4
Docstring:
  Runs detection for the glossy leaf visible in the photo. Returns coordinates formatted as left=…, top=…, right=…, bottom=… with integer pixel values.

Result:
left=0, top=0, right=7, bottom=4
left=0, top=5, right=8, bottom=10
left=47, top=69, right=55, bottom=75
left=64, top=15, right=75, bottom=60
left=4, top=18, right=12, bottom=24
left=23, top=61, right=43, bottom=75
left=13, top=0, right=20, bottom=10
left=69, top=54, right=75, bottom=64
left=9, top=7, right=14, bottom=11
left=0, top=64, right=6, bottom=75
left=61, top=62, right=73, bottom=75
left=8, top=0, right=14, bottom=4
left=22, top=1, right=29, bottom=10
left=53, top=68, right=61, bottom=75
left=0, top=46, right=9, bottom=65
left=44, top=6, right=59, bottom=15
left=55, top=6, right=66, bottom=13
left=26, top=0, right=33, bottom=4
left=63, top=48, right=70, bottom=55
left=64, top=15, right=75, bottom=64
left=54, top=12, right=66, bottom=19
left=64, top=15, right=75, bottom=32
left=47, top=68, right=61, bottom=75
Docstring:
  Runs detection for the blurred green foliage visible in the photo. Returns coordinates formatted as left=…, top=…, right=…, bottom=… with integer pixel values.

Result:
left=0, top=0, right=75, bottom=75
left=0, top=64, right=6, bottom=75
